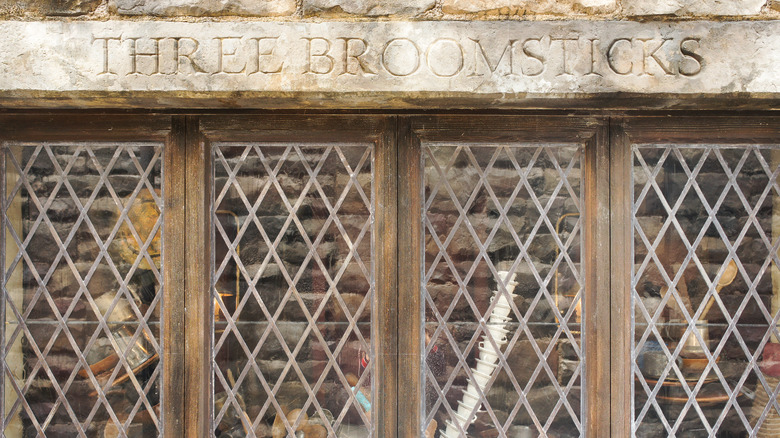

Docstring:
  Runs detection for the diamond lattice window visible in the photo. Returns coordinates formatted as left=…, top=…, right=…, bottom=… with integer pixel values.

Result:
left=212, top=143, right=374, bottom=437
left=422, top=143, right=583, bottom=438
left=2, top=115, right=778, bottom=438
left=632, top=144, right=780, bottom=437
left=2, top=142, right=163, bottom=437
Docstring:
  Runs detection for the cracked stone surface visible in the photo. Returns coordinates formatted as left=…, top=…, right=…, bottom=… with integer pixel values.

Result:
left=441, top=0, right=617, bottom=15
left=0, top=20, right=777, bottom=108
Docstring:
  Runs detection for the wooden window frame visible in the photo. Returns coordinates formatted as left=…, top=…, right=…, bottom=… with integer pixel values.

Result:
left=0, top=115, right=186, bottom=436
left=1, top=112, right=778, bottom=438
left=398, top=116, right=610, bottom=437
left=190, top=115, right=397, bottom=437
left=610, top=116, right=780, bottom=438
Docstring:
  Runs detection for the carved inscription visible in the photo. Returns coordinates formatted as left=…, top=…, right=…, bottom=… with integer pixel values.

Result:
left=92, top=33, right=705, bottom=79
left=4, top=20, right=779, bottom=99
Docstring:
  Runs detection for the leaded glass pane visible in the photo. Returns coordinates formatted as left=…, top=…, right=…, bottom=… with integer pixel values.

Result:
left=632, top=144, right=780, bottom=437
left=1, top=142, right=163, bottom=437
left=422, top=143, right=583, bottom=438
left=212, top=143, right=374, bottom=437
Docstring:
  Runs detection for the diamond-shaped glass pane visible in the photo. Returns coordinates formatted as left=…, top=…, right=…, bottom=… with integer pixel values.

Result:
left=632, top=144, right=780, bottom=437
left=423, top=143, right=583, bottom=437
left=213, top=143, right=374, bottom=437
left=2, top=142, right=163, bottom=436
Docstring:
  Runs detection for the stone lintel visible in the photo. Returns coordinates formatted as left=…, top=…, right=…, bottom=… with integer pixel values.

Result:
left=0, top=20, right=778, bottom=109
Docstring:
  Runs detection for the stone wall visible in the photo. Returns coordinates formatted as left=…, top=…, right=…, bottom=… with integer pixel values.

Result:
left=1, top=0, right=778, bottom=20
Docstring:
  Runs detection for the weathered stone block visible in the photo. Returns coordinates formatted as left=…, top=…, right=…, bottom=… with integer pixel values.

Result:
left=110, top=0, right=297, bottom=16
left=304, top=0, right=435, bottom=16
left=442, top=0, right=617, bottom=15
left=0, top=0, right=101, bottom=16
left=623, top=0, right=767, bottom=16
left=0, top=21, right=778, bottom=108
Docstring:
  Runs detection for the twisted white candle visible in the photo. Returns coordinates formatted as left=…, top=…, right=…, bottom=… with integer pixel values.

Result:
left=441, top=270, right=518, bottom=438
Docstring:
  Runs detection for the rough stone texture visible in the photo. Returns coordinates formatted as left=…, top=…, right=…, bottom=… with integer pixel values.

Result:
left=303, top=0, right=435, bottom=16
left=0, top=0, right=101, bottom=16
left=623, top=0, right=767, bottom=16
left=442, top=0, right=617, bottom=15
left=2, top=0, right=779, bottom=18
left=0, top=20, right=778, bottom=108
left=110, top=0, right=297, bottom=16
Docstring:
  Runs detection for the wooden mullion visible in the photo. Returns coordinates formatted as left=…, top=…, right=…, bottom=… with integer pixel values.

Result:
left=583, top=119, right=611, bottom=437
left=375, top=117, right=398, bottom=438
left=611, top=115, right=780, bottom=437
left=610, top=118, right=632, bottom=438
left=163, top=116, right=186, bottom=437
left=397, top=116, right=422, bottom=437
left=184, top=115, right=213, bottom=437
left=0, top=133, right=6, bottom=430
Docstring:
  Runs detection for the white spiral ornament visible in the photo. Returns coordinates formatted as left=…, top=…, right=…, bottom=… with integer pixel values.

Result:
left=441, top=270, right=518, bottom=438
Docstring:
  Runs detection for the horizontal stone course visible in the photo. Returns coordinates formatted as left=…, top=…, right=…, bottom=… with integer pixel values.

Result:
left=1, top=0, right=779, bottom=18
left=303, top=0, right=436, bottom=16
left=442, top=0, right=617, bottom=15
left=110, top=0, right=297, bottom=16
left=623, top=0, right=767, bottom=16
left=0, top=0, right=101, bottom=16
